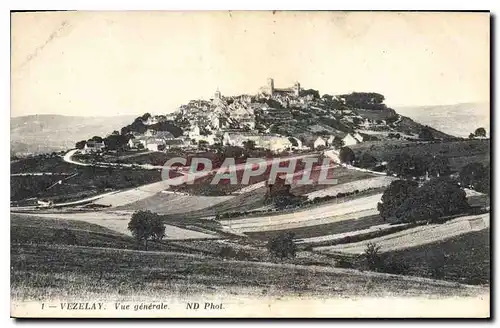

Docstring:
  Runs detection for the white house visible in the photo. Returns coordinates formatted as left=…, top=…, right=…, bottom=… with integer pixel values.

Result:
left=165, top=138, right=189, bottom=150
left=354, top=132, right=364, bottom=143
left=145, top=138, right=166, bottom=151
left=262, top=136, right=292, bottom=152
left=342, top=134, right=359, bottom=146
left=82, top=141, right=105, bottom=154
left=313, top=136, right=326, bottom=149
left=128, top=136, right=149, bottom=149
left=223, top=132, right=292, bottom=153
left=188, top=125, right=201, bottom=140
left=128, top=138, right=143, bottom=149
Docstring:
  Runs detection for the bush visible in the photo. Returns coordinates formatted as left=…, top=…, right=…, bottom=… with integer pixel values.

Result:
left=364, top=242, right=383, bottom=271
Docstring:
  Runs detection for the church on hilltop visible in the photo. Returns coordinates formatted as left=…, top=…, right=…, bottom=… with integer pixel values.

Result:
left=259, top=78, right=301, bottom=97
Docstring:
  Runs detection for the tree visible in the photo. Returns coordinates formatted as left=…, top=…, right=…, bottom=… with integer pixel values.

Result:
left=459, top=162, right=488, bottom=193
left=88, top=136, right=103, bottom=142
left=339, top=147, right=355, bottom=164
left=469, top=133, right=475, bottom=139
left=330, top=136, right=344, bottom=149
left=151, top=121, right=183, bottom=137
left=387, top=153, right=429, bottom=179
left=266, top=183, right=305, bottom=210
left=387, top=152, right=413, bottom=178
left=300, top=89, right=320, bottom=99
left=474, top=127, right=486, bottom=137
left=396, top=177, right=470, bottom=223
left=104, top=134, right=128, bottom=151
left=411, top=155, right=429, bottom=178
left=377, top=180, right=419, bottom=220
left=427, top=156, right=450, bottom=178
left=418, top=127, right=434, bottom=141
left=322, top=94, right=333, bottom=102
left=267, top=232, right=297, bottom=259
left=337, top=92, right=386, bottom=110
left=475, top=165, right=490, bottom=195
left=128, top=210, right=166, bottom=251
left=75, top=140, right=86, bottom=149
left=141, top=113, right=152, bottom=121
left=357, top=152, right=377, bottom=169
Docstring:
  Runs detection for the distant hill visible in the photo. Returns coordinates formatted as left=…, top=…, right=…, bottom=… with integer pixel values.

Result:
left=394, top=102, right=490, bottom=138
left=10, top=115, right=136, bottom=156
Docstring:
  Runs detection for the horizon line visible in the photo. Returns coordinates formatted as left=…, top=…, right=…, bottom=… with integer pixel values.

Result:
left=10, top=100, right=490, bottom=118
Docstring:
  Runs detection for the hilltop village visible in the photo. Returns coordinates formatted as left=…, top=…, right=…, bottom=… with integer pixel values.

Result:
left=77, top=78, right=444, bottom=155
left=11, top=81, right=491, bottom=299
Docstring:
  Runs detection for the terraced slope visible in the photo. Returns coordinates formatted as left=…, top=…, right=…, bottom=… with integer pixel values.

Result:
left=316, top=214, right=489, bottom=254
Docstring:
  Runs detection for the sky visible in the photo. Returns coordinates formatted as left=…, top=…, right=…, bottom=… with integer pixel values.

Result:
left=11, top=11, right=490, bottom=117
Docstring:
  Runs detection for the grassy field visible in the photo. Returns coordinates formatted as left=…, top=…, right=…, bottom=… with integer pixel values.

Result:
left=11, top=161, right=161, bottom=203
left=382, top=228, right=490, bottom=285
left=316, top=214, right=489, bottom=255
left=218, top=193, right=383, bottom=233
left=11, top=154, right=76, bottom=174
left=290, top=166, right=376, bottom=195
left=302, top=176, right=395, bottom=200
left=165, top=186, right=269, bottom=220
left=116, top=192, right=233, bottom=215
left=11, top=243, right=486, bottom=301
left=245, top=214, right=384, bottom=241
left=10, top=214, right=178, bottom=252
left=11, top=214, right=119, bottom=235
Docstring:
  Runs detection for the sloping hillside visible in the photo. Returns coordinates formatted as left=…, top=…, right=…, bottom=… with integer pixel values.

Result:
left=10, top=114, right=136, bottom=156
left=11, top=242, right=487, bottom=302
